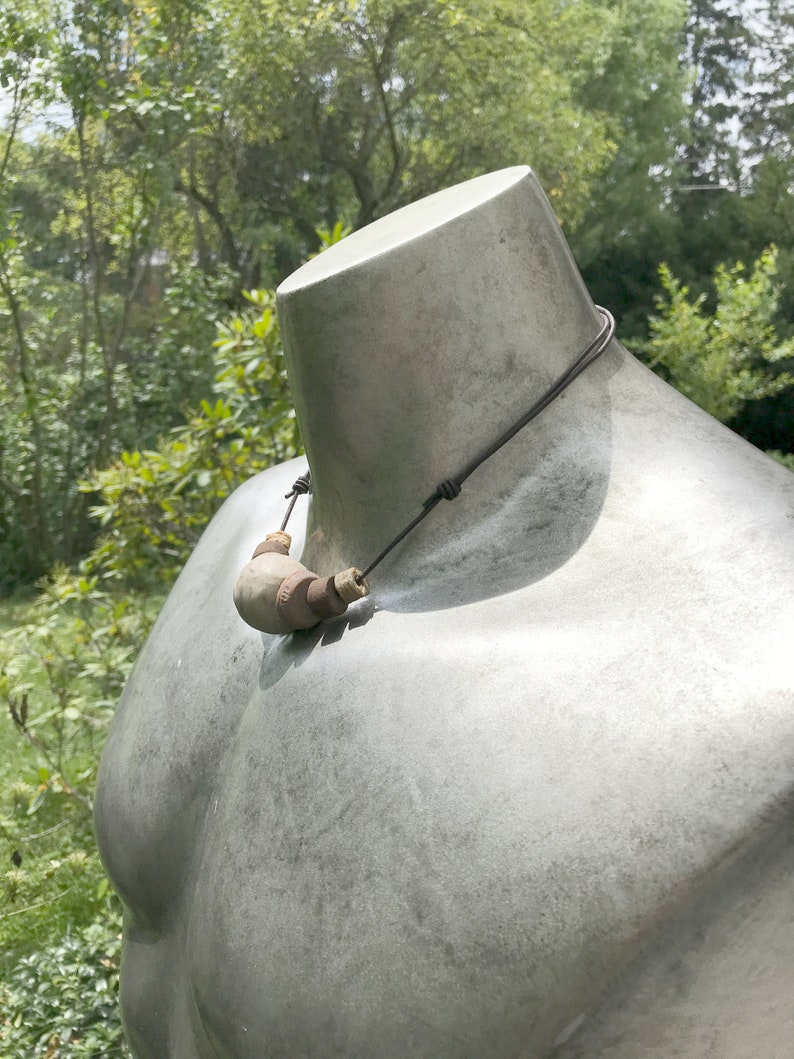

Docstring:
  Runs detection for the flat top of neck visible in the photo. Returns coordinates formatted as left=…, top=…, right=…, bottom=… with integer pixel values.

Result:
left=278, top=167, right=532, bottom=294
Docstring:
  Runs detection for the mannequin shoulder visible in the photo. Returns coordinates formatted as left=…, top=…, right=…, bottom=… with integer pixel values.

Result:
left=607, top=357, right=794, bottom=560
left=94, top=458, right=310, bottom=927
left=122, top=456, right=312, bottom=639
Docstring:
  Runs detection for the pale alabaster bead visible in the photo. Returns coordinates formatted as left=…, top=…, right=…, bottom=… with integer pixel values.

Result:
left=233, top=534, right=369, bottom=635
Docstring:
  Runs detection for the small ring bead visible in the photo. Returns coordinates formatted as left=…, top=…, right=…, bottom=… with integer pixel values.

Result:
left=334, top=568, right=370, bottom=603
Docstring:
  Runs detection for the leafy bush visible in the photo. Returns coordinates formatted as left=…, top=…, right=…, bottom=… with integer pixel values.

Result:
left=0, top=909, right=128, bottom=1058
left=1, top=572, right=160, bottom=810
left=644, top=246, right=794, bottom=423
left=0, top=824, right=118, bottom=986
left=1, top=286, right=297, bottom=842
left=0, top=286, right=300, bottom=1050
left=768, top=450, right=794, bottom=472
left=0, top=581, right=145, bottom=972
left=83, top=288, right=301, bottom=588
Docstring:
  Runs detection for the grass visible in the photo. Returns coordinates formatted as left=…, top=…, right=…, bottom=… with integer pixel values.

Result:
left=0, top=591, right=117, bottom=978
left=0, top=587, right=139, bottom=1055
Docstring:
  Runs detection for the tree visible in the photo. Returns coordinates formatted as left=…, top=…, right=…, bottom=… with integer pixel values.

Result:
left=0, top=0, right=240, bottom=582
left=2, top=0, right=791, bottom=586
left=580, top=0, right=793, bottom=361
left=743, top=0, right=793, bottom=167
left=570, top=0, right=690, bottom=334
left=148, top=0, right=633, bottom=277
left=0, top=0, right=59, bottom=576
left=671, top=0, right=793, bottom=289
left=679, top=0, right=753, bottom=186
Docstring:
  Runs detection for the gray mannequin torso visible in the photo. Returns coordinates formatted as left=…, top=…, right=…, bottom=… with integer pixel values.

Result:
left=95, top=169, right=794, bottom=1057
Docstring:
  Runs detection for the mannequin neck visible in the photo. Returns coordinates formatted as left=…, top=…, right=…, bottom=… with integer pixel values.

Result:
left=276, top=168, right=615, bottom=581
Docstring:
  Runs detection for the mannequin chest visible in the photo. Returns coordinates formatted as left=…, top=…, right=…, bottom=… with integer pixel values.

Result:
left=101, top=587, right=790, bottom=1058
left=95, top=451, right=794, bottom=1057
left=97, top=541, right=792, bottom=919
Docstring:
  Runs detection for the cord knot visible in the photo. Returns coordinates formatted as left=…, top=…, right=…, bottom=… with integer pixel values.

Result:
left=438, top=479, right=461, bottom=500
left=424, top=479, right=462, bottom=507
left=285, top=472, right=312, bottom=499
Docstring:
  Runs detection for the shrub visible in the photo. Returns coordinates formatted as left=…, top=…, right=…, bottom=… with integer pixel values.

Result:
left=82, top=288, right=300, bottom=588
left=0, top=285, right=300, bottom=1050
left=644, top=247, right=794, bottom=423
left=0, top=908, right=128, bottom=1058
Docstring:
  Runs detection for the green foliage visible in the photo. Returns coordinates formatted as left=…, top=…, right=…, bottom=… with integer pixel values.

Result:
left=0, top=282, right=294, bottom=820
left=0, top=242, right=121, bottom=582
left=768, top=450, right=794, bottom=473
left=1, top=289, right=294, bottom=865
left=0, top=287, right=297, bottom=1050
left=0, top=809, right=120, bottom=983
left=224, top=0, right=622, bottom=235
left=0, top=140, right=230, bottom=583
left=571, top=0, right=689, bottom=267
left=85, top=289, right=300, bottom=588
left=313, top=221, right=354, bottom=254
left=1, top=571, right=159, bottom=806
left=0, top=908, right=128, bottom=1057
left=0, top=0, right=245, bottom=586
left=127, top=264, right=241, bottom=443
left=681, top=0, right=754, bottom=184
left=0, top=589, right=125, bottom=979
left=644, top=247, right=794, bottom=423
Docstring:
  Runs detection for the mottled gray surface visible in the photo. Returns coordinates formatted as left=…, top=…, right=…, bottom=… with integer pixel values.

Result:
left=551, top=813, right=794, bottom=1058
left=95, top=168, right=794, bottom=1057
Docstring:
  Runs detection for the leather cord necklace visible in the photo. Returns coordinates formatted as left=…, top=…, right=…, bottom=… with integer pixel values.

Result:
left=234, top=306, right=615, bottom=635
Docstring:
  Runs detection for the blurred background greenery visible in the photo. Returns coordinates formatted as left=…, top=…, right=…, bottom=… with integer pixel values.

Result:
left=1, top=0, right=792, bottom=1053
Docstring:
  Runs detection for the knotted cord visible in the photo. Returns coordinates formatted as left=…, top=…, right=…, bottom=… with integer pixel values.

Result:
left=279, top=305, right=615, bottom=584
left=280, top=472, right=312, bottom=532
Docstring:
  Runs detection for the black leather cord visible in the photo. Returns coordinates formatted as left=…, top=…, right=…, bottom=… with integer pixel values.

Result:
left=358, top=306, right=615, bottom=580
left=278, top=306, right=616, bottom=583
left=280, top=472, right=312, bottom=532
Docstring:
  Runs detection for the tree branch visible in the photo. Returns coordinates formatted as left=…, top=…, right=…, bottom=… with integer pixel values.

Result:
left=174, top=176, right=242, bottom=273
left=0, top=265, right=52, bottom=557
